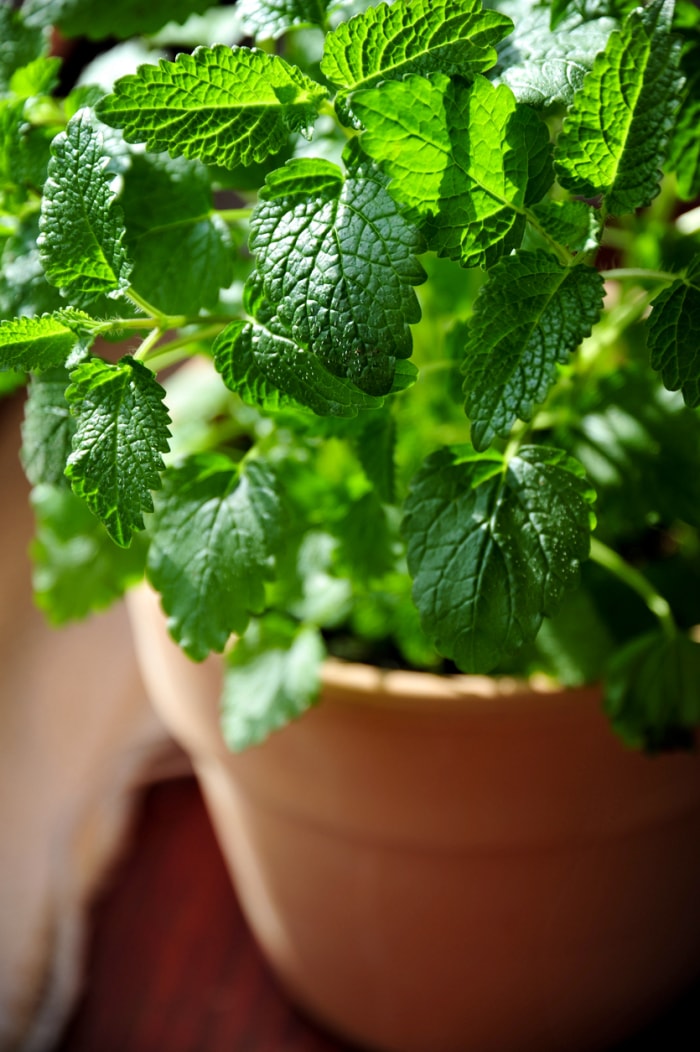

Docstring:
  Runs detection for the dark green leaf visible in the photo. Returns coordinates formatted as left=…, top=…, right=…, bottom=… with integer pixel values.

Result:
left=22, top=0, right=215, bottom=40
left=21, top=367, right=75, bottom=486
left=647, top=258, right=700, bottom=408
left=402, top=444, right=596, bottom=672
left=529, top=200, right=600, bottom=252
left=0, top=6, right=47, bottom=91
left=354, top=411, right=396, bottom=503
left=65, top=357, right=171, bottom=546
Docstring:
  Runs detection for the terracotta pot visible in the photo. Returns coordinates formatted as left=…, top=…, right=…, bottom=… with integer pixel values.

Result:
left=127, top=584, right=700, bottom=1052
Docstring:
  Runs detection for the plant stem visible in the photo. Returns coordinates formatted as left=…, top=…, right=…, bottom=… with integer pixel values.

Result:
left=601, top=268, right=678, bottom=284
left=133, top=327, right=164, bottom=362
left=139, top=323, right=228, bottom=368
left=589, top=537, right=677, bottom=639
left=216, top=208, right=253, bottom=224
left=125, top=288, right=165, bottom=320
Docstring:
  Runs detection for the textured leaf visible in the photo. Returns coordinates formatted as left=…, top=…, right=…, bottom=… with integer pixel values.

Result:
left=96, top=46, right=328, bottom=170
left=0, top=218, right=66, bottom=319
left=30, top=483, right=147, bottom=624
left=0, top=6, right=47, bottom=91
left=22, top=0, right=215, bottom=40
left=222, top=615, right=325, bottom=750
left=402, top=445, right=596, bottom=672
left=529, top=200, right=600, bottom=252
left=647, top=258, right=700, bottom=408
left=39, top=110, right=132, bottom=303
left=353, top=73, right=533, bottom=268
left=0, top=311, right=92, bottom=372
left=120, top=153, right=233, bottom=315
left=238, top=0, right=331, bottom=39
left=668, top=94, right=700, bottom=201
left=604, top=631, right=700, bottom=750
left=249, top=155, right=425, bottom=394
left=65, top=357, right=171, bottom=546
left=555, top=0, right=683, bottom=216
left=21, top=367, right=76, bottom=486
left=321, top=0, right=512, bottom=95
left=354, top=411, right=396, bottom=503
left=462, top=252, right=604, bottom=449
left=147, top=454, right=283, bottom=660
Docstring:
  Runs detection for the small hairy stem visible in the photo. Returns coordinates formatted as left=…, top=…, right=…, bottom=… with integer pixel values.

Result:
left=589, top=537, right=677, bottom=639
left=139, top=323, right=229, bottom=369
left=133, top=327, right=164, bottom=362
left=125, top=288, right=166, bottom=320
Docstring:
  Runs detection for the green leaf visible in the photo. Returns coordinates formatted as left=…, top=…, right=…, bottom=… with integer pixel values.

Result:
left=21, top=367, right=76, bottom=486
left=147, top=454, right=283, bottom=661
left=0, top=310, right=92, bottom=372
left=249, top=155, right=425, bottom=394
left=604, top=631, right=700, bottom=750
left=321, top=0, right=512, bottom=96
left=0, top=6, right=47, bottom=91
left=646, top=259, right=700, bottom=408
left=529, top=200, right=600, bottom=253
left=120, top=153, right=234, bottom=315
left=22, top=0, right=215, bottom=40
left=354, top=411, right=396, bottom=503
left=0, top=219, right=64, bottom=320
left=96, top=46, right=328, bottom=170
left=462, top=252, right=604, bottom=449
left=29, top=483, right=147, bottom=624
left=238, top=0, right=331, bottom=39
left=555, top=0, right=683, bottom=216
left=222, top=615, right=325, bottom=750
left=668, top=94, right=700, bottom=201
left=65, top=357, right=171, bottom=547
left=534, top=584, right=616, bottom=687
left=39, top=110, right=132, bottom=303
left=353, top=73, right=533, bottom=268
left=402, top=445, right=596, bottom=672
left=9, top=56, right=61, bottom=99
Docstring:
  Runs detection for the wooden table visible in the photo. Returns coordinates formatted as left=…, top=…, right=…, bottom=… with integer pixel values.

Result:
left=52, top=776, right=700, bottom=1052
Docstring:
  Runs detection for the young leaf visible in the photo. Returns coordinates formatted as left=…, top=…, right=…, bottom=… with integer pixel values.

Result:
left=555, top=0, right=683, bottom=216
left=39, top=110, right=132, bottom=303
left=21, top=367, right=76, bottom=486
left=604, top=631, right=700, bottom=750
left=646, top=258, right=700, bottom=408
left=65, top=357, right=171, bottom=547
left=0, top=5, right=47, bottom=91
left=0, top=311, right=93, bottom=373
left=462, top=252, right=604, bottom=449
left=249, top=155, right=425, bottom=395
left=353, top=73, right=533, bottom=268
left=221, top=615, right=325, bottom=750
left=238, top=0, right=331, bottom=39
left=402, top=445, right=596, bottom=672
left=95, top=46, right=328, bottom=170
left=22, top=0, right=215, bottom=40
left=147, top=454, right=283, bottom=661
left=321, top=0, right=512, bottom=97
left=30, top=483, right=147, bottom=624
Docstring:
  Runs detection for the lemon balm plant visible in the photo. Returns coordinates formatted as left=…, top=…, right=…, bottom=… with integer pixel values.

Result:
left=2, top=0, right=700, bottom=751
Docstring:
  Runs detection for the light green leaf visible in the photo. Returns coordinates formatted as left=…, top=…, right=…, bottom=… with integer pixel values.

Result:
left=604, top=631, right=700, bottom=750
left=21, top=367, right=75, bottom=486
left=238, top=0, right=331, bottom=39
left=249, top=154, right=425, bottom=394
left=39, top=110, right=132, bottom=303
left=147, top=454, right=283, bottom=660
left=555, top=0, right=683, bottom=216
left=9, top=56, right=61, bottom=99
left=22, top=0, right=215, bottom=40
left=29, top=483, right=147, bottom=624
left=0, top=6, right=47, bottom=91
left=462, top=252, right=604, bottom=449
left=353, top=73, right=532, bottom=268
left=0, top=310, right=93, bottom=373
left=65, top=357, right=171, bottom=547
left=321, top=0, right=512, bottom=96
left=222, top=615, right=325, bottom=750
left=95, top=46, right=328, bottom=170
left=646, top=258, right=700, bottom=408
left=402, top=444, right=596, bottom=672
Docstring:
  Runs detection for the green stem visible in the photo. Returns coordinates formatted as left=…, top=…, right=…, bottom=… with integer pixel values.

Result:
left=133, top=327, right=164, bottom=362
left=589, top=537, right=677, bottom=639
left=125, top=288, right=165, bottom=320
left=601, top=268, right=678, bottom=284
left=139, top=323, right=229, bottom=368
left=216, top=207, right=254, bottom=224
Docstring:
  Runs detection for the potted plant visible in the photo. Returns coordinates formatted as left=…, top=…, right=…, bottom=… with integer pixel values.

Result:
left=2, top=0, right=700, bottom=1049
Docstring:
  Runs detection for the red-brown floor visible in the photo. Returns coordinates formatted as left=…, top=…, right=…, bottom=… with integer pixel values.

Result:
left=53, top=777, right=700, bottom=1052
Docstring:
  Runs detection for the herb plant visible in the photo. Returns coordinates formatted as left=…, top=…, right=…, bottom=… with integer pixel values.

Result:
left=2, top=0, right=700, bottom=751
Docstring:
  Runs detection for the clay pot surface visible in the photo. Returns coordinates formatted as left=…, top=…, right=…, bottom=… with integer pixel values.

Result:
left=127, top=584, right=700, bottom=1052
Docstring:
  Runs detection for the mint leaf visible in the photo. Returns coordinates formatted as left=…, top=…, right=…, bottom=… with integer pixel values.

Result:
left=9, top=56, right=61, bottom=99
left=668, top=94, right=700, bottom=201
left=147, top=454, right=283, bottom=660
left=65, top=357, right=171, bottom=546
left=529, top=200, right=600, bottom=253
left=321, top=0, right=512, bottom=96
left=96, top=46, right=328, bottom=170
left=30, top=483, right=147, bottom=624
left=402, top=445, right=596, bottom=672
left=354, top=411, right=396, bottom=503
left=221, top=615, right=325, bottom=750
left=238, top=0, right=331, bottom=39
left=21, top=367, right=75, bottom=486
left=0, top=311, right=92, bottom=372
left=462, top=253, right=604, bottom=449
left=249, top=155, right=425, bottom=395
left=22, top=0, right=215, bottom=40
left=354, top=73, right=533, bottom=268
left=555, top=0, right=682, bottom=216
left=647, top=259, right=700, bottom=408
left=39, top=110, right=132, bottom=303
left=120, top=153, right=234, bottom=315
left=604, top=631, right=700, bottom=750
left=0, top=6, right=47, bottom=91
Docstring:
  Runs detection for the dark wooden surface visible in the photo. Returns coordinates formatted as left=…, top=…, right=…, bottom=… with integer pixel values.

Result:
left=53, top=776, right=700, bottom=1052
